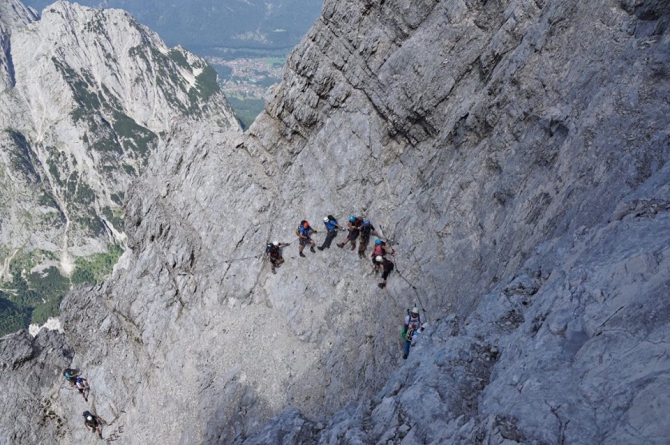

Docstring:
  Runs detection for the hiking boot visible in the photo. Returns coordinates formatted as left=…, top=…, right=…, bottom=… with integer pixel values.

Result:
left=402, top=354, right=408, bottom=360
left=350, top=244, right=356, bottom=251
left=317, top=246, right=324, bottom=251
left=378, top=282, right=385, bottom=289
left=272, top=269, right=276, bottom=274
left=310, top=246, right=316, bottom=253
left=337, top=243, right=344, bottom=248
left=299, top=252, right=306, bottom=258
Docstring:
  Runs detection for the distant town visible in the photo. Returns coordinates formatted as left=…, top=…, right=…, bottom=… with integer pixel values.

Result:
left=205, top=55, right=287, bottom=128
left=207, top=56, right=285, bottom=99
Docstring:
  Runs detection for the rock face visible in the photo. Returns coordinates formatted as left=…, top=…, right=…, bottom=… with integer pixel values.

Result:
left=1, top=0, right=669, bottom=444
left=0, top=329, right=72, bottom=444
left=0, top=0, right=239, bottom=335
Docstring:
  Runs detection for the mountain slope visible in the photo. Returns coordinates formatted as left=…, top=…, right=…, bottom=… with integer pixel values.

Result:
left=0, top=0, right=239, bottom=336
left=0, top=0, right=669, bottom=444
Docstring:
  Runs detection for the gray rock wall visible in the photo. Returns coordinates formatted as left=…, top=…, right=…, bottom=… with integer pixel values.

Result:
left=0, top=329, right=72, bottom=445
left=1, top=0, right=669, bottom=444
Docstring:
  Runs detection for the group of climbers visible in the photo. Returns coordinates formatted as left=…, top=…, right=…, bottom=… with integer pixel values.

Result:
left=264, top=215, right=426, bottom=360
left=62, top=368, right=104, bottom=439
left=266, top=215, right=396, bottom=288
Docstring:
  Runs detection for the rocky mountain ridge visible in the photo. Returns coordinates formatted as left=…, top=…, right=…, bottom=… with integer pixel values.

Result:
left=0, top=0, right=238, bottom=335
left=1, top=0, right=669, bottom=444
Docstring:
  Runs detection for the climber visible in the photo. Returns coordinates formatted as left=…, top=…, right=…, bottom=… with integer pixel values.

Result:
left=337, top=215, right=363, bottom=250
left=266, top=241, right=289, bottom=274
left=83, top=411, right=104, bottom=439
left=75, top=376, right=90, bottom=402
left=371, top=239, right=395, bottom=273
left=377, top=255, right=394, bottom=288
left=402, top=307, right=425, bottom=359
left=318, top=215, right=341, bottom=250
left=62, top=368, right=80, bottom=387
left=358, top=219, right=378, bottom=259
left=297, top=220, right=317, bottom=257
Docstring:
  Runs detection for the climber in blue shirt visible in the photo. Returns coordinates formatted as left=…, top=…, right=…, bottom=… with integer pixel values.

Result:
left=318, top=215, right=341, bottom=250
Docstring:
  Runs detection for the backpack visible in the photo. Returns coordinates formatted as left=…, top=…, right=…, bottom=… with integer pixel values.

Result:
left=406, top=309, right=421, bottom=329
left=266, top=243, right=278, bottom=256
left=361, top=219, right=374, bottom=235
left=63, top=368, right=77, bottom=380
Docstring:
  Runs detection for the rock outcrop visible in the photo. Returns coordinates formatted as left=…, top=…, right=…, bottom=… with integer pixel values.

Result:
left=1, top=0, right=669, bottom=444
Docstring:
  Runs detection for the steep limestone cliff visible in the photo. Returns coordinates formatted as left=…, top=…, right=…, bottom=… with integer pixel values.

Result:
left=1, top=0, right=669, bottom=444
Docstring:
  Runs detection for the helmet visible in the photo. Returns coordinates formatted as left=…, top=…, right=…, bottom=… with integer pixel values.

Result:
left=323, top=217, right=329, bottom=222
left=374, top=238, right=382, bottom=245
left=272, top=241, right=279, bottom=246
left=411, top=307, right=419, bottom=315
left=303, top=221, right=309, bottom=228
left=83, top=411, right=91, bottom=417
left=375, top=256, right=383, bottom=262
left=349, top=215, right=355, bottom=223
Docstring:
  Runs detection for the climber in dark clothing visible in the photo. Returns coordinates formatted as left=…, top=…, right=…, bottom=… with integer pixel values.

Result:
left=318, top=215, right=341, bottom=250
left=358, top=219, right=378, bottom=259
left=266, top=241, right=289, bottom=274
left=377, top=256, right=394, bottom=288
left=337, top=216, right=363, bottom=250
left=83, top=411, right=104, bottom=439
left=297, top=220, right=317, bottom=257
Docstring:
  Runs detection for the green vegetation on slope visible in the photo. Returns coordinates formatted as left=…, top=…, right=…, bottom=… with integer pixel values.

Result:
left=225, top=96, right=265, bottom=130
left=71, top=244, right=124, bottom=285
left=0, top=245, right=124, bottom=337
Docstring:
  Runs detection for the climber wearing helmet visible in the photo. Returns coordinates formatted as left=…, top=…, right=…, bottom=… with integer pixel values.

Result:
left=371, top=238, right=395, bottom=273
left=75, top=376, right=90, bottom=402
left=402, top=307, right=425, bottom=359
left=62, top=368, right=80, bottom=387
left=337, top=215, right=363, bottom=250
left=358, top=219, right=379, bottom=259
left=82, top=411, right=104, bottom=439
left=266, top=240, right=289, bottom=274
left=318, top=215, right=341, bottom=250
left=297, top=220, right=317, bottom=257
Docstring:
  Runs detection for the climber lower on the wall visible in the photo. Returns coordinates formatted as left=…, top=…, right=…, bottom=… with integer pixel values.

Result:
left=62, top=368, right=80, bottom=387
left=83, top=411, right=104, bottom=439
left=297, top=220, right=317, bottom=257
left=266, top=241, right=289, bottom=274
left=402, top=307, right=425, bottom=359
left=318, top=215, right=341, bottom=250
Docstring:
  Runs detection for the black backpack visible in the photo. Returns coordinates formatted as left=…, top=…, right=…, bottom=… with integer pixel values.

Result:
left=266, top=243, right=278, bottom=255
